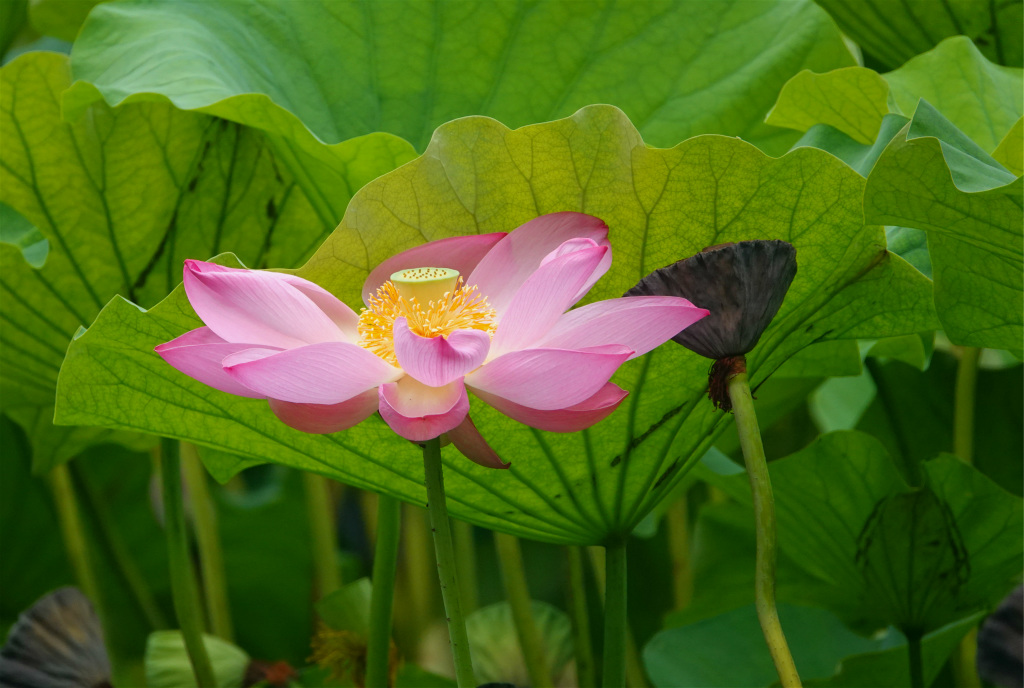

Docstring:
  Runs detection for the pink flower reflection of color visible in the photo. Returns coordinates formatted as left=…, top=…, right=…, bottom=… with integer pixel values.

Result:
left=155, top=213, right=709, bottom=469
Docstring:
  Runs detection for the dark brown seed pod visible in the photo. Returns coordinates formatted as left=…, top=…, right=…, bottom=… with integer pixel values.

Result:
left=627, top=240, right=797, bottom=410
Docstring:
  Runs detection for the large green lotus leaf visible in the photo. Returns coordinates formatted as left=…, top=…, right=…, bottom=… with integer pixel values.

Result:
left=644, top=602, right=979, bottom=688
left=770, top=37, right=1023, bottom=153
left=64, top=0, right=854, bottom=157
left=0, top=52, right=407, bottom=471
left=864, top=102, right=1023, bottom=350
left=55, top=105, right=937, bottom=544
left=698, top=430, right=1023, bottom=634
left=28, top=0, right=107, bottom=42
left=813, top=0, right=1022, bottom=69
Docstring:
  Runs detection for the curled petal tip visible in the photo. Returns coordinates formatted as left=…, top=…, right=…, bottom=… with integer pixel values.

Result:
left=447, top=416, right=509, bottom=469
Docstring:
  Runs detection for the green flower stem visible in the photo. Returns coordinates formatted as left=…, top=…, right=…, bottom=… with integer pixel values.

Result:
left=566, top=546, right=596, bottom=688
left=906, top=630, right=924, bottom=688
left=48, top=462, right=104, bottom=617
left=303, top=472, right=342, bottom=596
left=365, top=493, right=402, bottom=688
left=602, top=538, right=628, bottom=688
left=727, top=371, right=802, bottom=688
left=422, top=437, right=476, bottom=688
left=588, top=546, right=647, bottom=688
left=494, top=532, right=551, bottom=688
left=954, top=347, right=981, bottom=463
left=71, top=461, right=169, bottom=630
left=160, top=438, right=217, bottom=688
left=665, top=492, right=693, bottom=610
left=453, top=519, right=479, bottom=613
left=180, top=442, right=233, bottom=641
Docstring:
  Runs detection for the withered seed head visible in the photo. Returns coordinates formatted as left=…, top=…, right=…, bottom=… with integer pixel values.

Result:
left=626, top=240, right=797, bottom=360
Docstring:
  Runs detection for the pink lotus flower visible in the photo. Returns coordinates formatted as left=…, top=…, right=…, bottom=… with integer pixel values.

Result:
left=156, top=213, right=708, bottom=468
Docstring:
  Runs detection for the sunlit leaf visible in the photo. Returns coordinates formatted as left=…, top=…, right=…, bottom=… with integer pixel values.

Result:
left=56, top=105, right=937, bottom=544
left=864, top=102, right=1023, bottom=350
left=0, top=52, right=406, bottom=470
left=772, top=37, right=1023, bottom=152
left=65, top=0, right=855, bottom=156
left=993, top=116, right=1024, bottom=176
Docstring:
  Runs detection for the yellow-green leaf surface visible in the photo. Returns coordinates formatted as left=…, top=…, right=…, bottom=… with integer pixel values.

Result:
left=993, top=117, right=1024, bottom=176
left=770, top=37, right=1023, bottom=152
left=813, top=0, right=1022, bottom=69
left=865, top=102, right=1023, bottom=350
left=56, top=105, right=937, bottom=544
left=64, top=0, right=854, bottom=157
left=0, top=52, right=407, bottom=471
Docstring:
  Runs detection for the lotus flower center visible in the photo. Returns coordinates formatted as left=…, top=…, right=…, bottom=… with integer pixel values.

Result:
left=358, top=267, right=497, bottom=366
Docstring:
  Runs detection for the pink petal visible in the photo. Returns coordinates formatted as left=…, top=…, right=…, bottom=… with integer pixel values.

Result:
left=362, top=233, right=507, bottom=305
left=473, top=382, right=628, bottom=432
left=465, top=345, right=632, bottom=411
left=393, top=317, right=490, bottom=386
left=447, top=416, right=509, bottom=469
left=222, top=342, right=401, bottom=404
left=467, top=213, right=610, bottom=315
left=377, top=377, right=469, bottom=441
left=537, top=296, right=710, bottom=359
left=155, top=327, right=271, bottom=398
left=267, top=389, right=379, bottom=434
left=489, top=241, right=609, bottom=356
left=183, top=260, right=348, bottom=349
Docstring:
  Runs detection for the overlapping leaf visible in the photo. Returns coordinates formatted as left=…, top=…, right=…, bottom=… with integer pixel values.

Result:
left=697, top=431, right=1022, bottom=634
left=64, top=0, right=854, bottom=156
left=864, top=104, right=1023, bottom=350
left=56, top=105, right=937, bottom=544
left=0, top=52, right=407, bottom=470
left=771, top=37, right=1023, bottom=152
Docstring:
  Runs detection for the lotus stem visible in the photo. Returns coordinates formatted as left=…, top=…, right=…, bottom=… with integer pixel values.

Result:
left=160, top=438, right=217, bottom=687
left=494, top=532, right=551, bottom=687
left=954, top=347, right=981, bottom=463
left=422, top=436, right=476, bottom=688
left=567, top=546, right=596, bottom=688
left=365, top=493, right=402, bottom=688
left=303, top=472, right=342, bottom=596
left=180, top=442, right=233, bottom=641
left=453, top=520, right=479, bottom=613
left=665, top=491, right=693, bottom=610
left=906, top=629, right=924, bottom=688
left=48, top=463, right=103, bottom=617
left=727, top=370, right=802, bottom=688
left=602, top=538, right=628, bottom=688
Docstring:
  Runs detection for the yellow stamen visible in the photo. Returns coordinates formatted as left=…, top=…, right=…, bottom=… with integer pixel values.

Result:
left=358, top=277, right=496, bottom=365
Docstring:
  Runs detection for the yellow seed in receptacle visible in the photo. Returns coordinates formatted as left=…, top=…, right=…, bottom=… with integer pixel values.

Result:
left=390, top=267, right=460, bottom=304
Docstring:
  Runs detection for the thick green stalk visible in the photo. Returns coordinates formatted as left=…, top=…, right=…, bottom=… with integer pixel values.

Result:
left=602, top=538, right=628, bottom=688
left=728, top=372, right=801, bottom=688
left=566, top=547, right=596, bottom=688
left=906, top=630, right=924, bottom=688
left=587, top=546, right=647, bottom=687
left=71, top=462, right=169, bottom=630
left=494, top=532, right=551, bottom=688
left=48, top=463, right=103, bottom=615
left=453, top=520, right=479, bottom=613
left=303, top=472, right=341, bottom=596
left=422, top=437, right=476, bottom=688
left=665, top=492, right=693, bottom=610
left=180, top=442, right=233, bottom=640
left=365, top=494, right=402, bottom=688
left=954, top=347, right=981, bottom=463
left=161, top=438, right=217, bottom=687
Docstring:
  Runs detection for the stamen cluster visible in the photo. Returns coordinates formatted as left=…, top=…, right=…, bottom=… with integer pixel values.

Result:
left=358, top=278, right=497, bottom=365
